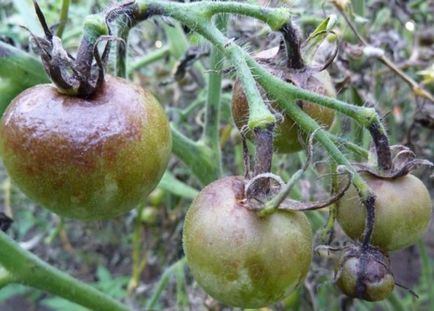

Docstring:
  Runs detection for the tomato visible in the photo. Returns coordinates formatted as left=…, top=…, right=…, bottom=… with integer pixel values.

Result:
left=336, top=173, right=432, bottom=251
left=182, top=176, right=313, bottom=308
left=0, top=76, right=171, bottom=220
left=335, top=247, right=395, bottom=301
left=232, top=66, right=335, bottom=153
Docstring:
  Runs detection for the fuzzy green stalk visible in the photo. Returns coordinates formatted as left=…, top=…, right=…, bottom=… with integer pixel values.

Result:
left=202, top=14, right=227, bottom=177
left=75, top=14, right=108, bottom=81
left=56, top=0, right=70, bottom=38
left=136, top=0, right=290, bottom=30
left=0, top=266, right=14, bottom=289
left=259, top=169, right=304, bottom=217
left=134, top=0, right=276, bottom=129
left=159, top=172, right=199, bottom=200
left=171, top=126, right=219, bottom=185
left=247, top=57, right=377, bottom=245
left=0, top=231, right=128, bottom=311
left=329, top=134, right=369, bottom=159
left=127, top=45, right=170, bottom=75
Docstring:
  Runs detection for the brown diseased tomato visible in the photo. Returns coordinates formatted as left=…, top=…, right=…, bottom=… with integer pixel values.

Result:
left=182, top=176, right=313, bottom=308
left=232, top=63, right=335, bottom=153
left=0, top=76, right=171, bottom=220
left=335, top=247, right=395, bottom=301
left=337, top=173, right=432, bottom=251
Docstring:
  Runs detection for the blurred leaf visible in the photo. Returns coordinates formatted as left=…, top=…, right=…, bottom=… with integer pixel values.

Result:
left=303, top=15, right=337, bottom=63
left=94, top=266, right=129, bottom=299
left=12, top=0, right=42, bottom=35
left=0, top=284, right=29, bottom=301
left=41, top=297, right=90, bottom=311
left=418, top=64, right=434, bottom=85
left=0, top=41, right=49, bottom=85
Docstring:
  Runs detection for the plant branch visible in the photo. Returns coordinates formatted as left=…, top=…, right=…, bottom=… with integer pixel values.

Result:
left=127, top=45, right=170, bottom=75
left=0, top=231, right=128, bottom=311
left=132, top=0, right=276, bottom=129
left=329, top=134, right=369, bottom=159
left=171, top=125, right=219, bottom=185
left=244, top=54, right=392, bottom=170
left=202, top=14, right=228, bottom=178
left=56, top=0, right=70, bottom=38
left=0, top=266, right=14, bottom=289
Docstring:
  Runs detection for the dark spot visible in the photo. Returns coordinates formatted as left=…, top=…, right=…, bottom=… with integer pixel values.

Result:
left=0, top=213, right=13, bottom=232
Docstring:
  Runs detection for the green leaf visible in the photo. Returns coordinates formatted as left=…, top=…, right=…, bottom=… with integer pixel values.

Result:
left=303, top=16, right=337, bottom=64
left=0, top=42, right=49, bottom=86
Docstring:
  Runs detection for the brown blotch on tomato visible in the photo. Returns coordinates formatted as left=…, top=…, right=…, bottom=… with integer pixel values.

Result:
left=0, top=76, right=171, bottom=220
left=336, top=173, right=432, bottom=251
left=232, top=58, right=336, bottom=154
left=183, top=176, right=313, bottom=308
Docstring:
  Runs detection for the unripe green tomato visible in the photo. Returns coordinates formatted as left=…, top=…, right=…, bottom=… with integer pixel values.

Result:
left=336, top=173, right=432, bottom=251
left=232, top=69, right=335, bottom=153
left=336, top=251, right=395, bottom=301
left=0, top=76, right=172, bottom=220
left=183, top=176, right=313, bottom=308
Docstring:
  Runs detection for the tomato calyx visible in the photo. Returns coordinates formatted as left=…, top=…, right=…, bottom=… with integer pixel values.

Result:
left=353, top=144, right=433, bottom=179
left=29, top=2, right=109, bottom=98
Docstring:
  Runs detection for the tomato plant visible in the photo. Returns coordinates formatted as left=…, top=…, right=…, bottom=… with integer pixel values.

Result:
left=0, top=0, right=432, bottom=310
left=232, top=50, right=336, bottom=153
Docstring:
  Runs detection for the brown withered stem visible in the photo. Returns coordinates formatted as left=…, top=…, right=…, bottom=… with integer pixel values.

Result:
left=279, top=22, right=305, bottom=70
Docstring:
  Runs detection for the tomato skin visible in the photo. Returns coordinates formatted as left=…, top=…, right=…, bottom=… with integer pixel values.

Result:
left=232, top=69, right=335, bottom=153
left=336, top=173, right=432, bottom=251
left=336, top=250, right=395, bottom=301
left=183, top=176, right=313, bottom=308
left=0, top=76, right=171, bottom=220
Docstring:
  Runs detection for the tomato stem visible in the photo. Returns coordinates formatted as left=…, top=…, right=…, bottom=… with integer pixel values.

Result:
left=202, top=14, right=228, bottom=178
left=0, top=231, right=129, bottom=311
left=279, top=22, right=304, bottom=69
left=0, top=266, right=14, bottom=289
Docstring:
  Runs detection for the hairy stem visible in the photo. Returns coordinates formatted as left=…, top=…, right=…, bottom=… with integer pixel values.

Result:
left=202, top=14, right=228, bottom=177
left=0, top=231, right=128, bottom=311
left=135, top=0, right=290, bottom=30
left=127, top=45, right=170, bottom=75
left=171, top=126, right=219, bottom=185
left=133, top=0, right=276, bottom=129
left=75, top=14, right=108, bottom=83
left=0, top=266, right=14, bottom=289
left=280, top=22, right=304, bottom=69
left=367, top=121, right=392, bottom=171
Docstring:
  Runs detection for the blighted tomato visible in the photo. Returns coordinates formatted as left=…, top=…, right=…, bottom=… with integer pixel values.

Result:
left=232, top=63, right=335, bottom=153
left=0, top=76, right=171, bottom=220
left=183, top=176, right=313, bottom=308
left=337, top=173, right=432, bottom=251
left=335, top=246, right=395, bottom=301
